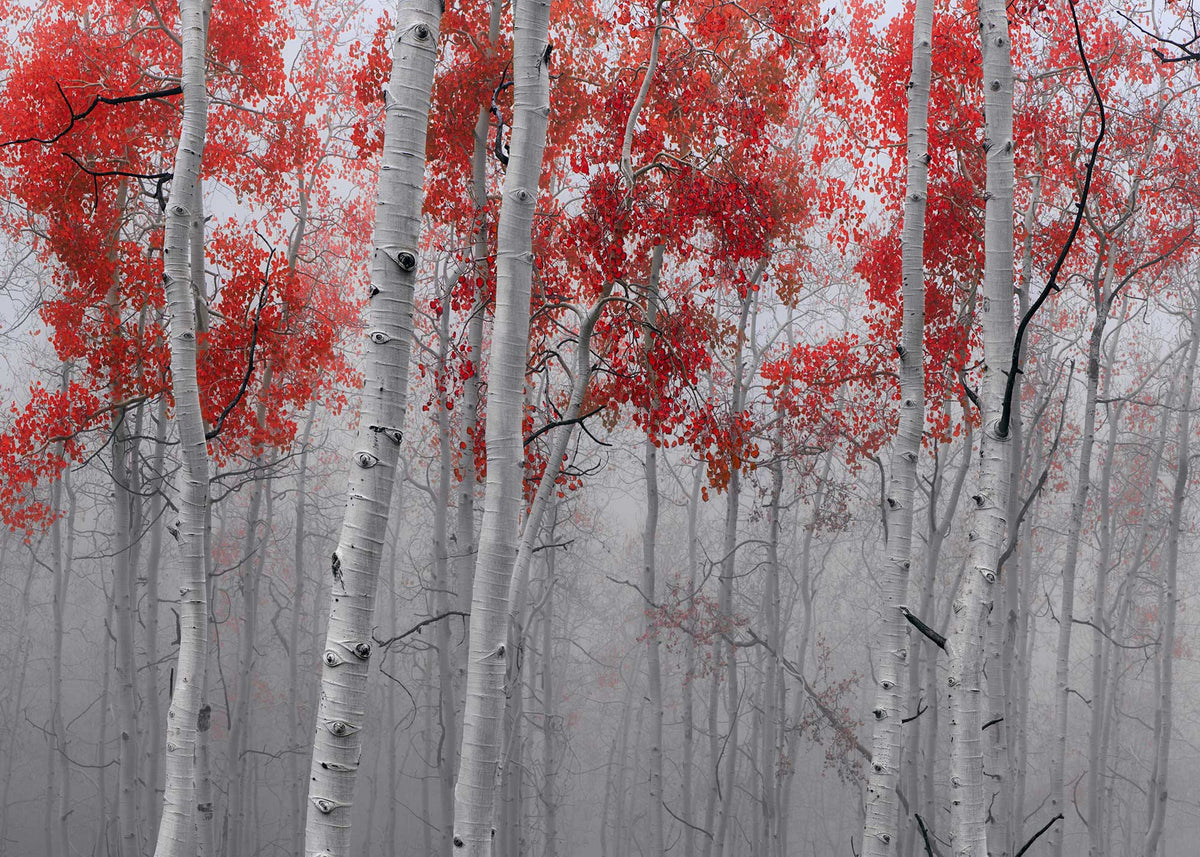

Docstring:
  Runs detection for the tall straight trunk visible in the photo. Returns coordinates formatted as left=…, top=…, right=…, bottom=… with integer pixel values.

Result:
left=289, top=399, right=318, bottom=857
left=454, top=0, right=500, bottom=622
left=98, top=583, right=115, bottom=857
left=863, top=0, right=931, bottom=850
left=998, top=170, right=1040, bottom=857
left=143, top=396, right=170, bottom=836
left=0, top=555, right=36, bottom=852
left=1087, top=349, right=1123, bottom=857
left=452, top=0, right=553, bottom=846
left=541, top=533, right=559, bottom=857
left=946, top=1, right=1014, bottom=854
left=1143, top=301, right=1199, bottom=857
left=225, top=446, right=272, bottom=857
left=761, top=425, right=784, bottom=857
left=48, top=444, right=75, bottom=857
left=779, top=454, right=830, bottom=857
left=703, top=638, right=721, bottom=857
left=1048, top=255, right=1115, bottom=857
left=152, top=0, right=212, bottom=851
left=303, top=0, right=440, bottom=852
left=713, top=285, right=754, bottom=857
left=195, top=499, right=218, bottom=857
left=682, top=462, right=702, bottom=857
left=641, top=245, right=666, bottom=857
left=434, top=278, right=460, bottom=857
left=423, top=653, right=437, bottom=857
left=113, top=416, right=143, bottom=857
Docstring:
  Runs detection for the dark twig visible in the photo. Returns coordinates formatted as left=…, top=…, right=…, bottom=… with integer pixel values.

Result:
left=524, top=404, right=606, bottom=446
left=914, top=813, right=939, bottom=857
left=998, top=4, right=1105, bottom=439
left=982, top=716, right=1004, bottom=731
left=374, top=610, right=470, bottom=649
left=62, top=152, right=173, bottom=210
left=901, top=700, right=928, bottom=725
left=1, top=84, right=183, bottom=149
left=205, top=254, right=273, bottom=441
left=1014, top=813, right=1063, bottom=857
left=900, top=606, right=946, bottom=651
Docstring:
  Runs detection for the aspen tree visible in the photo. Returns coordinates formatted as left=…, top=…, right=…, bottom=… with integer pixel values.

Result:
left=451, top=0, right=553, bottom=846
left=152, top=0, right=213, bottom=850
left=641, top=246, right=666, bottom=857
left=303, top=0, right=441, bottom=851
left=1143, top=283, right=1200, bottom=857
left=861, top=0, right=932, bottom=850
left=945, top=0, right=1014, bottom=854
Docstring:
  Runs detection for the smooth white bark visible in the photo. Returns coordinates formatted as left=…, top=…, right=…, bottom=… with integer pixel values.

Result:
left=452, top=0, right=553, bottom=843
left=946, top=1, right=1014, bottom=854
left=862, top=0, right=931, bottom=849
left=151, top=2, right=212, bottom=851
left=302, top=0, right=440, bottom=852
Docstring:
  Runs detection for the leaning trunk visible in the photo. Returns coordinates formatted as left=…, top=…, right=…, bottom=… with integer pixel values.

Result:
left=302, top=0, right=440, bottom=852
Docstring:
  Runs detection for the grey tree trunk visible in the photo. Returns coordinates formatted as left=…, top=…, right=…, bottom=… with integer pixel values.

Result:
left=1142, top=290, right=1199, bottom=856
left=641, top=245, right=666, bottom=857
left=541, top=530, right=560, bottom=857
left=435, top=275, right=460, bottom=856
left=288, top=399, right=318, bottom=857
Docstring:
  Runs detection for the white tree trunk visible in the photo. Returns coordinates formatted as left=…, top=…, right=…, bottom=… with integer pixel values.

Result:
left=152, top=0, right=212, bottom=852
left=641, top=246, right=666, bottom=857
left=862, top=0, right=931, bottom=849
left=302, top=0, right=440, bottom=852
left=946, top=0, right=1014, bottom=854
left=1048, top=253, right=1115, bottom=857
left=452, top=0, right=553, bottom=841
left=289, top=399, right=318, bottom=857
left=1143, top=292, right=1199, bottom=857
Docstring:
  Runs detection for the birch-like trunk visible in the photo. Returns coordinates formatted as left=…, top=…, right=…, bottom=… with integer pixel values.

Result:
left=142, top=396, right=169, bottom=838
left=1143, top=295, right=1199, bottom=857
left=302, top=0, right=439, bottom=852
left=541, top=530, right=559, bottom=857
left=641, top=245, right=666, bottom=857
left=288, top=399, right=317, bottom=857
left=713, top=288, right=753, bottom=857
left=48, top=465, right=75, bottom=857
left=225, top=443, right=272, bottom=857
left=0, top=555, right=35, bottom=852
left=682, top=462, right=702, bottom=857
left=435, top=279, right=460, bottom=856
left=1048, top=253, right=1115, bottom=857
left=452, top=0, right=553, bottom=841
left=862, top=0, right=931, bottom=848
left=762, top=420, right=784, bottom=857
left=1086, top=337, right=1123, bottom=857
left=946, top=0, right=1014, bottom=853
left=151, top=0, right=212, bottom=851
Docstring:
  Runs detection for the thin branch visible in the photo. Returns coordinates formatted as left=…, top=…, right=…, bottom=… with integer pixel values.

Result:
left=524, top=404, right=606, bottom=447
left=998, top=4, right=1105, bottom=439
left=374, top=610, right=470, bottom=649
left=206, top=256, right=273, bottom=441
left=1014, top=813, right=1063, bottom=857
left=1, top=84, right=183, bottom=149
